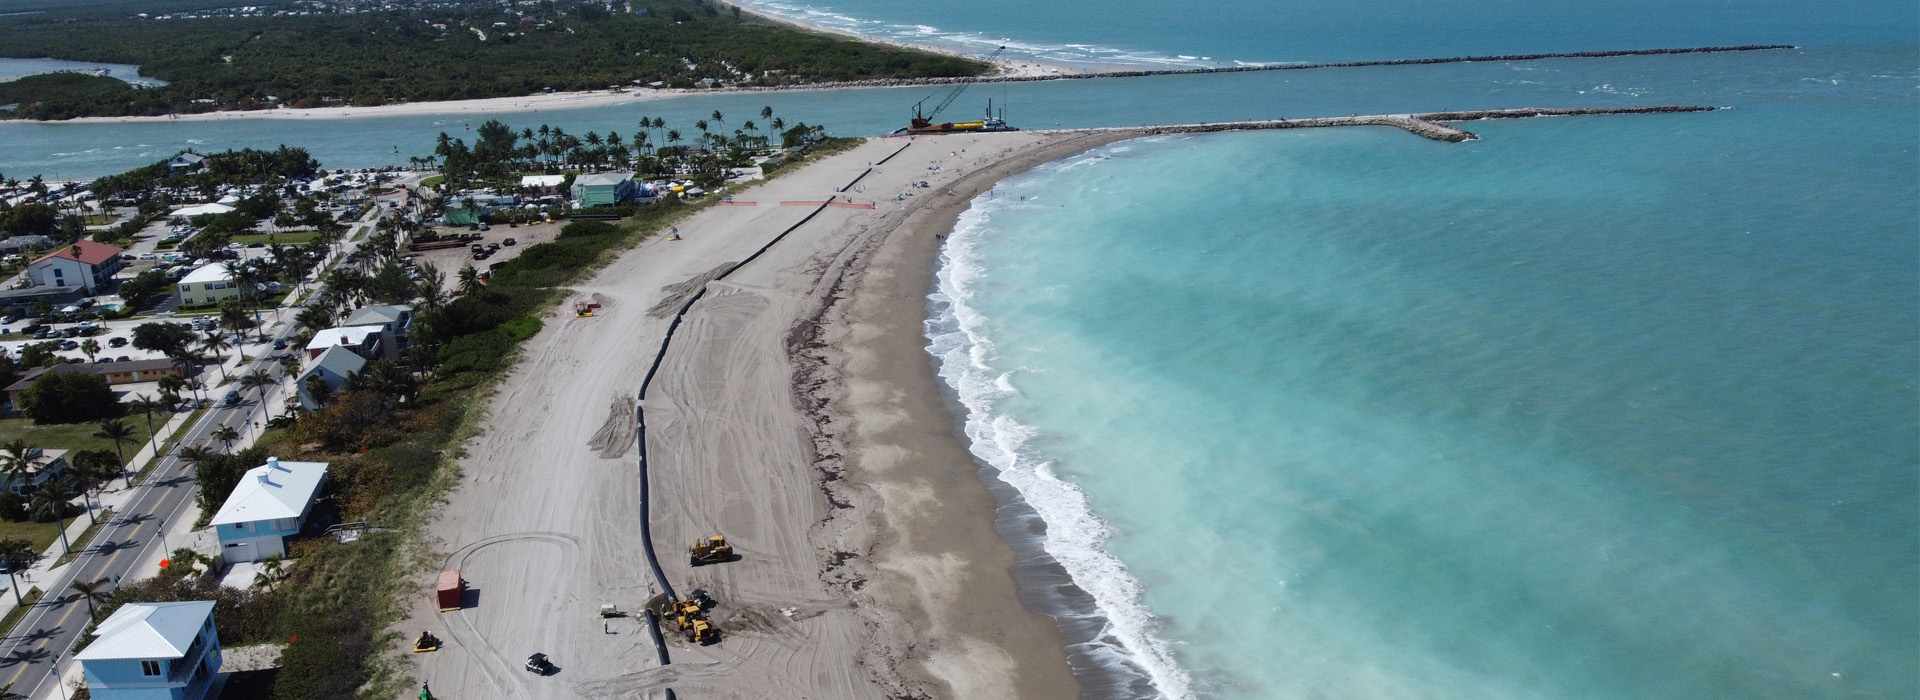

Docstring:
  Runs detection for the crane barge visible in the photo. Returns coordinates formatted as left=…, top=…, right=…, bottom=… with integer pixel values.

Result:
left=894, top=46, right=1020, bottom=135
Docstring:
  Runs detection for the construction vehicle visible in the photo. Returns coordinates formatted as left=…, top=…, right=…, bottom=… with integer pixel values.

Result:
left=525, top=652, right=554, bottom=675
left=896, top=47, right=1019, bottom=135
left=599, top=603, right=624, bottom=618
left=412, top=631, right=441, bottom=653
left=681, top=616, right=720, bottom=645
left=690, top=534, right=734, bottom=566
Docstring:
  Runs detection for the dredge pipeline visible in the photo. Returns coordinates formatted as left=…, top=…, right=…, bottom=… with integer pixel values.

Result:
left=1095, top=105, right=1718, bottom=143
left=721, top=45, right=1793, bottom=92
left=628, top=140, right=913, bottom=695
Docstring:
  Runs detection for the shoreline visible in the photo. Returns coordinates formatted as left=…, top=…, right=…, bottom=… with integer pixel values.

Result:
left=796, top=131, right=1142, bottom=698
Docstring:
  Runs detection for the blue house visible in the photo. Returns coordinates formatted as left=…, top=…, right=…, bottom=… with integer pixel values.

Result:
left=209, top=457, right=329, bottom=563
left=76, top=601, right=222, bottom=700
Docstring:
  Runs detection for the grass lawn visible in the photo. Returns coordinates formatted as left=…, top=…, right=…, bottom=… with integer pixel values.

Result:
left=0, top=520, right=61, bottom=552
left=0, top=416, right=160, bottom=459
left=230, top=231, right=321, bottom=246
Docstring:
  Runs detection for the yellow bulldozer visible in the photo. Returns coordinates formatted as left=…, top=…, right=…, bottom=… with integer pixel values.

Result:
left=689, top=535, right=734, bottom=566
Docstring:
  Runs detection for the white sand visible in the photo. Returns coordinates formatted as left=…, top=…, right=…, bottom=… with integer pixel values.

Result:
left=393, top=130, right=1134, bottom=699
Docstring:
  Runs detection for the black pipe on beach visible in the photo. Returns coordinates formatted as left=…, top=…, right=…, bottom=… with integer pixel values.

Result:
left=626, top=147, right=915, bottom=694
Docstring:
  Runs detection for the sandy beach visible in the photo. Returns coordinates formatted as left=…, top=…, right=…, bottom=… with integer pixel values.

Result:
left=393, top=129, right=1133, bottom=699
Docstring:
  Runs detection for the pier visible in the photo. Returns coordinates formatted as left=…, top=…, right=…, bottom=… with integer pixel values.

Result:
left=1069, top=106, right=1718, bottom=142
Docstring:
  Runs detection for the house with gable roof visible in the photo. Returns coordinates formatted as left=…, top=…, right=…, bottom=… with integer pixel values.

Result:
left=208, top=457, right=329, bottom=562
left=27, top=240, right=124, bottom=293
left=76, top=600, right=222, bottom=700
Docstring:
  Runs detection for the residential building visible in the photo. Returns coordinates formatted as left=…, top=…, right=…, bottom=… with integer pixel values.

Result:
left=0, top=235, right=54, bottom=255
left=520, top=174, right=566, bottom=196
left=304, top=325, right=386, bottom=362
left=166, top=152, right=207, bottom=175
left=176, top=264, right=239, bottom=308
left=3, top=361, right=184, bottom=406
left=76, top=601, right=222, bottom=700
left=295, top=345, right=365, bottom=410
left=208, top=457, right=329, bottom=562
left=0, top=285, right=84, bottom=316
left=27, top=241, right=124, bottom=293
left=0, top=448, right=66, bottom=497
left=571, top=173, right=634, bottom=207
left=341, top=304, right=413, bottom=355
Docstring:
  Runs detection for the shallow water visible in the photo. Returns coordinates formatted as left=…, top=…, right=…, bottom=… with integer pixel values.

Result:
left=930, top=94, right=1917, bottom=698
left=0, top=57, right=165, bottom=86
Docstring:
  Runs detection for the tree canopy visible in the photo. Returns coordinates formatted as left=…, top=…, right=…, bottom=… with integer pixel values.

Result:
left=0, top=0, right=986, bottom=119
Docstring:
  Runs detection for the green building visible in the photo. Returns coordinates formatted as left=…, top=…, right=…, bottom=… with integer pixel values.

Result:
left=571, top=173, right=635, bottom=207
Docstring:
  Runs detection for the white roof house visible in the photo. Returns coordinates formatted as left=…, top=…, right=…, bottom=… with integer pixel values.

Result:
left=520, top=174, right=566, bottom=188
left=178, top=263, right=232, bottom=286
left=306, top=325, right=383, bottom=351
left=169, top=203, right=235, bottom=218
left=208, top=458, right=329, bottom=527
left=75, top=601, right=216, bottom=661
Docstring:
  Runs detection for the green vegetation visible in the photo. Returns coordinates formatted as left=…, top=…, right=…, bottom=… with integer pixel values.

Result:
left=0, top=72, right=134, bottom=114
left=0, top=521, right=59, bottom=553
left=0, top=416, right=157, bottom=454
left=230, top=231, right=320, bottom=246
left=0, top=0, right=985, bottom=120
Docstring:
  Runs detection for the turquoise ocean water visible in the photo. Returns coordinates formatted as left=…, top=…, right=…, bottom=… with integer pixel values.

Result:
left=903, top=1, right=1918, bottom=698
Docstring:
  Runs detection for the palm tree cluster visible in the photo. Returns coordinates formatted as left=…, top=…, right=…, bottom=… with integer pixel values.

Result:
left=431, top=107, right=802, bottom=190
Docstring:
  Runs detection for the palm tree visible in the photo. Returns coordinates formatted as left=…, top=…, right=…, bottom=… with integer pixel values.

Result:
left=92, top=419, right=136, bottom=487
left=239, top=368, right=274, bottom=401
left=303, top=375, right=335, bottom=407
left=414, top=263, right=447, bottom=311
left=0, top=538, right=35, bottom=606
left=183, top=377, right=208, bottom=404
left=176, top=444, right=215, bottom=468
left=127, top=396, right=163, bottom=439
left=252, top=553, right=287, bottom=590
left=0, top=440, right=39, bottom=497
left=0, top=682, right=26, bottom=700
left=68, top=576, right=111, bottom=618
left=78, top=338, right=100, bottom=363
left=211, top=425, right=240, bottom=452
left=456, top=264, right=484, bottom=296
left=30, top=479, right=73, bottom=555
left=760, top=105, right=774, bottom=121
left=200, top=331, right=233, bottom=382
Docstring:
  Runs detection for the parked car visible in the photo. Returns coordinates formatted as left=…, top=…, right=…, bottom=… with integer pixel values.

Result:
left=57, top=340, right=78, bottom=351
left=114, top=355, right=130, bottom=362
left=108, top=337, right=128, bottom=348
left=503, top=238, right=516, bottom=246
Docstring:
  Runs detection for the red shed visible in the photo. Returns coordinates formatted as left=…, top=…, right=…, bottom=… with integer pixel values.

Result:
left=436, top=570, right=464, bottom=611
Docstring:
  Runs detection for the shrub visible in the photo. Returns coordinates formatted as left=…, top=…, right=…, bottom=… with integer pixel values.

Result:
left=558, top=219, right=617, bottom=239
left=0, top=493, right=27, bottom=522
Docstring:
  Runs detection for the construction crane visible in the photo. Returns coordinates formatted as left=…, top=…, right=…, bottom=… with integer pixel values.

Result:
left=911, top=45, right=1006, bottom=124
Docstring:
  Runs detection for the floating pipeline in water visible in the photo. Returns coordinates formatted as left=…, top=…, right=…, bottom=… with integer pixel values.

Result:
left=722, top=45, right=1797, bottom=91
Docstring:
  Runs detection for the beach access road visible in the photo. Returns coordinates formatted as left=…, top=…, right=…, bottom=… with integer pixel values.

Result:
left=397, top=132, right=1113, bottom=699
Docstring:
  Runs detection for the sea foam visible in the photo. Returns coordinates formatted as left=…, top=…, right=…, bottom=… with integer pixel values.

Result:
left=925, top=156, right=1197, bottom=700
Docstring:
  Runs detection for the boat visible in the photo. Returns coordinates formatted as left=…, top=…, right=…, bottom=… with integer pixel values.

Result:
left=898, top=99, right=1019, bottom=135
